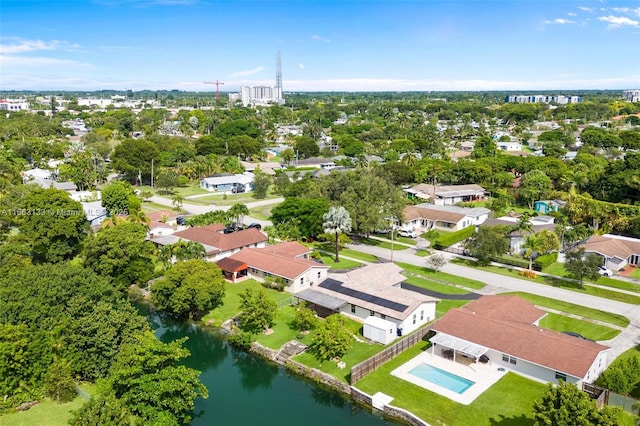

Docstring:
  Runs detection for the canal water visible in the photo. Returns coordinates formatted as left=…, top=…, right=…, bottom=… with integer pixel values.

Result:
left=138, top=303, right=397, bottom=426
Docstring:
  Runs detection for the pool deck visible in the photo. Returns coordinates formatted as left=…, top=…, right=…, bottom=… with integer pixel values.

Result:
left=390, top=351, right=508, bottom=405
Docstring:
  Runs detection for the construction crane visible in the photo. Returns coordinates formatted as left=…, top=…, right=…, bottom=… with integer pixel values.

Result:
left=203, top=80, right=224, bottom=100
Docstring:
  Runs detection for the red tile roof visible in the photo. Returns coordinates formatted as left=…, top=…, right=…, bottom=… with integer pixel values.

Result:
left=146, top=210, right=178, bottom=222
left=172, top=224, right=266, bottom=253
left=432, top=295, right=609, bottom=378
left=260, top=241, right=311, bottom=258
left=225, top=245, right=327, bottom=280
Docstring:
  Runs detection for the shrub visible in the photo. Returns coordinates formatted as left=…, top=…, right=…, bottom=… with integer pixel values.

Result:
left=519, top=269, right=537, bottom=279
left=227, top=331, right=253, bottom=351
left=535, top=252, right=558, bottom=269
left=434, top=226, right=475, bottom=249
left=262, top=276, right=286, bottom=291
left=291, top=307, right=319, bottom=331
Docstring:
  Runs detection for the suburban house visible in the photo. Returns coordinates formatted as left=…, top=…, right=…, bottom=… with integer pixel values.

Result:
left=149, top=224, right=267, bottom=262
left=216, top=241, right=329, bottom=293
left=22, top=167, right=54, bottom=180
left=404, top=184, right=488, bottom=205
left=295, top=263, right=439, bottom=336
left=241, top=161, right=283, bottom=176
left=81, top=200, right=108, bottom=227
left=582, top=234, right=640, bottom=272
left=534, top=199, right=566, bottom=214
left=481, top=215, right=556, bottom=254
left=431, top=295, right=610, bottom=386
left=402, top=203, right=490, bottom=232
left=146, top=210, right=182, bottom=239
left=497, top=141, right=523, bottom=152
left=199, top=172, right=254, bottom=192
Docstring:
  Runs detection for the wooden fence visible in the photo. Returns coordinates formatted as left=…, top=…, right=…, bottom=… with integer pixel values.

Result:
left=349, top=326, right=432, bottom=385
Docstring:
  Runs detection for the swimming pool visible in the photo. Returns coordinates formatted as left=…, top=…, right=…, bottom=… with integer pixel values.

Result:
left=408, top=364, right=475, bottom=394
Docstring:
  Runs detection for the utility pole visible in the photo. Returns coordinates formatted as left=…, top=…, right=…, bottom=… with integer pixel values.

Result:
left=151, top=159, right=154, bottom=188
left=203, top=80, right=224, bottom=100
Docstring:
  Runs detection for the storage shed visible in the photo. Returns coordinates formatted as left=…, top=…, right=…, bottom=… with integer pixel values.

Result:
left=363, top=316, right=397, bottom=345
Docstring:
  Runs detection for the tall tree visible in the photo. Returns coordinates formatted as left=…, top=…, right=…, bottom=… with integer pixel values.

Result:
left=237, top=287, right=277, bottom=334
left=322, top=206, right=352, bottom=262
left=464, top=225, right=510, bottom=266
left=252, top=167, right=271, bottom=199
left=228, top=203, right=250, bottom=227
left=519, top=170, right=552, bottom=209
left=102, top=180, right=135, bottom=216
left=564, top=247, right=602, bottom=287
left=310, top=314, right=353, bottom=361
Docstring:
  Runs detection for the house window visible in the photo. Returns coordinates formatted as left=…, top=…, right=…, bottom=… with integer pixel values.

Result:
left=502, top=355, right=509, bottom=363
left=510, top=357, right=517, bottom=365
left=555, top=372, right=567, bottom=382
left=317, top=271, right=321, bottom=279
left=420, top=310, right=424, bottom=321
left=413, top=314, right=416, bottom=325
left=381, top=314, right=386, bottom=320
left=351, top=304, right=356, bottom=313
left=370, top=310, right=375, bottom=316
left=300, top=277, right=304, bottom=285
left=502, top=354, right=517, bottom=365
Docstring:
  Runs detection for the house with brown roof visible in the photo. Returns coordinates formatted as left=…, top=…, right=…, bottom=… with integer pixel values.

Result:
left=431, top=295, right=610, bottom=386
left=582, top=234, right=640, bottom=272
left=217, top=241, right=329, bottom=293
left=149, top=223, right=267, bottom=262
left=402, top=203, right=490, bottom=232
left=146, top=210, right=182, bottom=239
left=404, top=184, right=488, bottom=205
left=295, top=263, right=439, bottom=336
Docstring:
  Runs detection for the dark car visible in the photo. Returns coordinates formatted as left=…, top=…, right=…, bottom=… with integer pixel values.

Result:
left=231, top=185, right=246, bottom=194
left=247, top=223, right=262, bottom=230
left=562, top=331, right=595, bottom=342
left=223, top=226, right=237, bottom=234
left=176, top=216, right=186, bottom=226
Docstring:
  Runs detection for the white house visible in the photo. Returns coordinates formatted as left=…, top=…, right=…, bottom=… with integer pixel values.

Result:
left=22, top=168, right=53, bottom=180
left=199, top=172, right=254, bottom=192
left=296, top=263, right=439, bottom=336
left=582, top=234, right=640, bottom=272
left=402, top=203, right=490, bottom=232
left=404, top=184, right=488, bottom=205
left=431, top=295, right=609, bottom=386
left=81, top=201, right=107, bottom=227
left=497, top=141, right=522, bottom=152
left=480, top=215, right=556, bottom=254
left=217, top=241, right=329, bottom=293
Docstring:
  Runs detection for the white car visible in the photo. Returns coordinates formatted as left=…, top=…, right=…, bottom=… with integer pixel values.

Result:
left=598, top=266, right=613, bottom=277
left=398, top=229, right=418, bottom=238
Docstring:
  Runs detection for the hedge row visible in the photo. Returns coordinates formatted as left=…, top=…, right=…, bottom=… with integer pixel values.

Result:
left=434, top=226, right=475, bottom=249
left=534, top=252, right=558, bottom=269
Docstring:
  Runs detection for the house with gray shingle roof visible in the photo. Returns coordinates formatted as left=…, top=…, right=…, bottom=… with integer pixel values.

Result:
left=402, top=203, right=490, bottom=232
left=582, top=234, right=640, bottom=272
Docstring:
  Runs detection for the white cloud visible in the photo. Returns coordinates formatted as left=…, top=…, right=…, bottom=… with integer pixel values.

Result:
left=298, top=63, right=305, bottom=69
left=568, top=12, right=577, bottom=16
left=578, top=6, right=594, bottom=13
left=545, top=18, right=576, bottom=25
left=311, top=34, right=331, bottom=43
left=228, top=66, right=264, bottom=77
left=0, top=38, right=81, bottom=54
left=598, top=15, right=639, bottom=28
left=612, top=7, right=640, bottom=17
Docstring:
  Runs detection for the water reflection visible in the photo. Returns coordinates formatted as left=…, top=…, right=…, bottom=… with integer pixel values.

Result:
left=232, top=349, right=278, bottom=392
left=311, top=386, right=347, bottom=408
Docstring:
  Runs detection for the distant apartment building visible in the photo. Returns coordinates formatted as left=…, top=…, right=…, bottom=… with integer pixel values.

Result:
left=0, top=99, right=29, bottom=111
left=505, top=95, right=582, bottom=104
left=230, top=85, right=284, bottom=107
left=623, top=89, right=640, bottom=102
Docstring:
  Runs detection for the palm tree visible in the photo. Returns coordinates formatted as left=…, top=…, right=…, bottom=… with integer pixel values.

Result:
left=228, top=203, right=250, bottom=227
left=127, top=209, right=150, bottom=228
left=171, top=194, right=184, bottom=213
left=322, top=206, right=352, bottom=262
left=522, top=234, right=540, bottom=271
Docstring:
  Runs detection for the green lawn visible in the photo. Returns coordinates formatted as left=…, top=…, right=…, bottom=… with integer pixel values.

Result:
left=357, top=238, right=412, bottom=251
left=317, top=252, right=363, bottom=270
left=248, top=205, right=274, bottom=221
left=436, top=299, right=471, bottom=317
left=254, top=305, right=314, bottom=350
left=355, top=341, right=547, bottom=426
left=141, top=201, right=178, bottom=213
left=414, top=249, right=430, bottom=257
left=628, top=267, right=640, bottom=279
left=538, top=313, right=620, bottom=341
left=308, top=243, right=378, bottom=263
left=543, top=263, right=640, bottom=294
left=397, top=262, right=486, bottom=290
left=1, top=384, right=95, bottom=426
left=403, top=275, right=470, bottom=295
left=452, top=259, right=640, bottom=305
left=293, top=317, right=390, bottom=383
left=505, top=292, right=630, bottom=328
left=201, top=280, right=291, bottom=326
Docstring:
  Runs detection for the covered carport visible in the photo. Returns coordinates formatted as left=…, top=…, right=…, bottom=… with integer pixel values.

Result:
left=294, top=289, right=346, bottom=318
left=430, top=333, right=489, bottom=365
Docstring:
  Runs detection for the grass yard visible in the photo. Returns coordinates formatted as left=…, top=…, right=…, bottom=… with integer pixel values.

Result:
left=452, top=259, right=640, bottom=305
left=141, top=201, right=178, bottom=213
left=436, top=299, right=471, bottom=317
left=1, top=384, right=95, bottom=426
left=543, top=263, right=640, bottom=294
left=248, top=205, right=274, bottom=221
left=254, top=305, right=314, bottom=350
left=308, top=243, right=378, bottom=263
left=317, top=252, right=363, bottom=270
left=354, top=341, right=547, bottom=426
left=403, top=275, right=470, bottom=295
left=414, top=249, right=430, bottom=257
left=137, top=184, right=210, bottom=198
left=397, top=262, right=486, bottom=290
left=628, top=267, right=640, bottom=280
left=201, top=280, right=291, bottom=326
left=505, top=292, right=630, bottom=328
left=356, top=237, right=412, bottom=251
left=538, top=313, right=621, bottom=341
left=293, top=317, right=389, bottom=383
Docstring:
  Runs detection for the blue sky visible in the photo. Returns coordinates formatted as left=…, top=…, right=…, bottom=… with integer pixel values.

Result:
left=1, top=0, right=639, bottom=91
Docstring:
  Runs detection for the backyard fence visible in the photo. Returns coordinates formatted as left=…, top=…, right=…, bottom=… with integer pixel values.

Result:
left=582, top=382, right=639, bottom=414
left=349, top=326, right=432, bottom=385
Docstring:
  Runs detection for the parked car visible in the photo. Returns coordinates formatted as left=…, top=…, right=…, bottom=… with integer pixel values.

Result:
left=398, top=229, right=418, bottom=238
left=598, top=266, right=613, bottom=277
left=231, top=185, right=246, bottom=194
left=247, top=223, right=262, bottom=230
left=176, top=216, right=186, bottom=226
left=562, top=331, right=595, bottom=342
